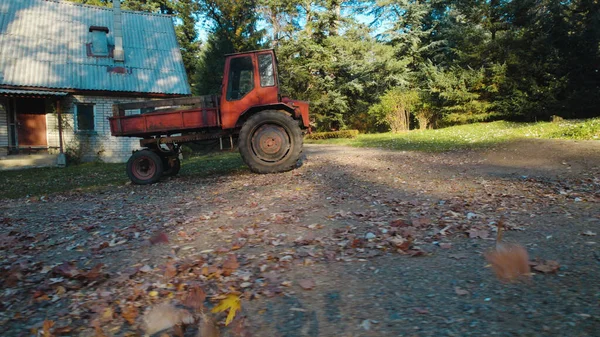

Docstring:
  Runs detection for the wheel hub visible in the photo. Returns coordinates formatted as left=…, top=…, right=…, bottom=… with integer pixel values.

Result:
left=251, top=124, right=290, bottom=162
left=132, top=156, right=156, bottom=179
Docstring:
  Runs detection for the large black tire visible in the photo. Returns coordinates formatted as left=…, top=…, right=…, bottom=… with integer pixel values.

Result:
left=126, top=150, right=164, bottom=185
left=162, top=156, right=181, bottom=177
left=238, top=110, right=303, bottom=173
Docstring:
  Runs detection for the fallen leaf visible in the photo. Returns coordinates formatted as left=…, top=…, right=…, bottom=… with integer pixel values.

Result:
left=439, top=243, right=452, bottom=249
left=101, top=306, right=114, bottom=323
left=390, top=219, right=410, bottom=227
left=182, top=286, right=206, bottom=311
left=149, top=232, right=169, bottom=245
left=197, top=314, right=220, bottom=337
left=42, top=320, right=54, bottom=337
left=122, top=304, right=139, bottom=325
left=143, top=303, right=194, bottom=335
left=298, top=279, right=316, bottom=290
left=164, top=261, right=177, bottom=279
left=485, top=243, right=531, bottom=282
left=52, top=262, right=80, bottom=279
left=413, top=307, right=429, bottom=314
left=91, top=319, right=107, bottom=337
left=222, top=254, right=239, bottom=276
left=454, top=287, right=469, bottom=296
left=81, top=264, right=105, bottom=281
left=532, top=260, right=560, bottom=274
left=468, top=229, right=489, bottom=239
left=211, top=294, right=241, bottom=326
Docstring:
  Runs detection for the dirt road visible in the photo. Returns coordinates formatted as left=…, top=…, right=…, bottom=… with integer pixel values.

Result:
left=1, top=140, right=599, bottom=336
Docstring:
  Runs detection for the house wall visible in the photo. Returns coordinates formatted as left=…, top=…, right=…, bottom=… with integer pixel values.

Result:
left=0, top=101, right=7, bottom=156
left=46, top=94, right=150, bottom=163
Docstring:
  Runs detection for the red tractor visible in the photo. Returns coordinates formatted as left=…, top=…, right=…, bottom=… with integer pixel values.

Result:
left=109, top=49, right=309, bottom=184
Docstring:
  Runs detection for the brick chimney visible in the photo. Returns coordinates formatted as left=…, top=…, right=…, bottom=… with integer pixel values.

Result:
left=113, top=0, right=125, bottom=62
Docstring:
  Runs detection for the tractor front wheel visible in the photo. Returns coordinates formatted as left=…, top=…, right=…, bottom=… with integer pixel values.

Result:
left=238, top=110, right=303, bottom=174
left=126, top=150, right=164, bottom=185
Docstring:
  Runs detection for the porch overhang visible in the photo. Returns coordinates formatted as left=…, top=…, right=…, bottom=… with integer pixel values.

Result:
left=0, top=89, right=68, bottom=98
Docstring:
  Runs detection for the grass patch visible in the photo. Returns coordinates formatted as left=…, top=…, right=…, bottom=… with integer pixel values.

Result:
left=306, top=118, right=600, bottom=152
left=0, top=162, right=127, bottom=200
left=0, top=152, right=247, bottom=200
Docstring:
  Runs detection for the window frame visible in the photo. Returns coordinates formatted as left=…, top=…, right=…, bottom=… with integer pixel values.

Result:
left=226, top=55, right=255, bottom=102
left=75, top=103, right=96, bottom=132
left=258, top=53, right=276, bottom=88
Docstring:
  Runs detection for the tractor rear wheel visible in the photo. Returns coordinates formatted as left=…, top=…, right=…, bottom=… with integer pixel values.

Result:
left=239, top=110, right=303, bottom=173
left=126, top=150, right=163, bottom=185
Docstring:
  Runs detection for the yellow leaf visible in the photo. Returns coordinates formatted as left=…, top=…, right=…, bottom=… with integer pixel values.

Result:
left=211, top=294, right=241, bottom=326
left=148, top=290, right=159, bottom=297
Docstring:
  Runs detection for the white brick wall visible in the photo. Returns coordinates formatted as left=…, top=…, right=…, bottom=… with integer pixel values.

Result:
left=47, top=94, right=150, bottom=163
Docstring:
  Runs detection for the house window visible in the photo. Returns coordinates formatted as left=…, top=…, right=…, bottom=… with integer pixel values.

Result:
left=76, top=104, right=95, bottom=131
left=258, top=54, right=275, bottom=87
left=226, top=56, right=254, bottom=101
left=89, top=26, right=110, bottom=57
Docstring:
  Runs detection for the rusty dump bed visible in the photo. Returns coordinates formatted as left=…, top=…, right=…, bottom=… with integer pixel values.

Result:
left=109, top=96, right=220, bottom=137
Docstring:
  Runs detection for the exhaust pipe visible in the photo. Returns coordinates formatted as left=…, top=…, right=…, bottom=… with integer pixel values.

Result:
left=113, top=0, right=124, bottom=62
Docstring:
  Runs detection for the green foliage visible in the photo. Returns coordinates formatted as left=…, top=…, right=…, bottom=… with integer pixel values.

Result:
left=368, top=88, right=418, bottom=132
left=305, top=129, right=359, bottom=140
left=277, top=24, right=409, bottom=132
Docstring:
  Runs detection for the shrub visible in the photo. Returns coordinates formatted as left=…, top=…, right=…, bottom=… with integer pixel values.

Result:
left=305, top=130, right=359, bottom=140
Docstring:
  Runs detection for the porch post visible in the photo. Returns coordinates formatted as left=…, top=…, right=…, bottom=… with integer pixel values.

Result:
left=56, top=100, right=66, bottom=167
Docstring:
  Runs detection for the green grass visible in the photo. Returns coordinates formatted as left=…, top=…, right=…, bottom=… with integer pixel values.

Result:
left=0, top=152, right=247, bottom=200
left=306, top=118, right=600, bottom=152
left=0, top=161, right=127, bottom=199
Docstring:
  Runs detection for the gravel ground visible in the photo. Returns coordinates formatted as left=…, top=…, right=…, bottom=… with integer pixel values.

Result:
left=1, top=139, right=599, bottom=337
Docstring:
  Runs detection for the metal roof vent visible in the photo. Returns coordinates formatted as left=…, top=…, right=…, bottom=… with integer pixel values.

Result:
left=89, top=26, right=109, bottom=56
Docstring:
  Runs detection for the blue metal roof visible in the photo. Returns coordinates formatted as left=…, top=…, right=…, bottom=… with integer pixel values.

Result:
left=0, top=0, right=191, bottom=95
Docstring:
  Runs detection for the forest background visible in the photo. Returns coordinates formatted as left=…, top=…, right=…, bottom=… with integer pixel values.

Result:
left=70, top=0, right=600, bottom=132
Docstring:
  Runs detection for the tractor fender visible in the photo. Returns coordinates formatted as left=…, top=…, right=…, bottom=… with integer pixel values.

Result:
left=237, top=103, right=303, bottom=127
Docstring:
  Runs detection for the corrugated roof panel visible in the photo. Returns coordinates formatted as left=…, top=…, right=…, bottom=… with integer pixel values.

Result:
left=0, top=0, right=189, bottom=95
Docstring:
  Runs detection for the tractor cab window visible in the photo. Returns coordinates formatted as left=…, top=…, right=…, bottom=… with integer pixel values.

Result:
left=227, top=56, right=254, bottom=101
left=258, top=53, right=275, bottom=87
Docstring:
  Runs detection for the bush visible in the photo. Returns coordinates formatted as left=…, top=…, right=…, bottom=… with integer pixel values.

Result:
left=305, top=130, right=359, bottom=140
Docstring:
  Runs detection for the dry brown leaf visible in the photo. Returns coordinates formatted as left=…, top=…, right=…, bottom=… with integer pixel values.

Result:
left=197, top=314, right=220, bottom=337
left=468, top=229, right=490, bottom=239
left=454, top=287, right=469, bottom=296
left=143, top=302, right=194, bottom=335
left=164, top=261, right=177, bottom=279
left=149, top=232, right=170, bottom=245
left=485, top=243, right=531, bottom=283
left=298, top=279, right=315, bottom=290
left=231, top=317, right=251, bottom=337
left=222, top=254, right=240, bottom=276
left=182, top=285, right=206, bottom=311
left=91, top=319, right=107, bottom=337
left=42, top=320, right=54, bottom=337
left=532, top=260, right=560, bottom=274
left=122, top=304, right=139, bottom=325
left=81, top=264, right=105, bottom=282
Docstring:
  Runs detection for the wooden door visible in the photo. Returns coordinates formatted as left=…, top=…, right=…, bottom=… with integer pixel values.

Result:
left=17, top=113, right=47, bottom=147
